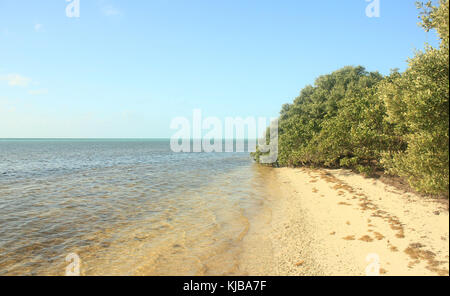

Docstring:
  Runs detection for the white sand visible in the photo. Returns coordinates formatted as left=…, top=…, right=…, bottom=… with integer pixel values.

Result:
left=241, top=167, right=449, bottom=276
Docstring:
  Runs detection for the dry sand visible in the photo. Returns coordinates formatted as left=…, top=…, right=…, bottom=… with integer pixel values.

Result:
left=240, top=167, right=449, bottom=276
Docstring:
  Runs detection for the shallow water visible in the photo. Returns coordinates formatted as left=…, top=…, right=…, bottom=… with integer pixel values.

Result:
left=0, top=139, right=272, bottom=275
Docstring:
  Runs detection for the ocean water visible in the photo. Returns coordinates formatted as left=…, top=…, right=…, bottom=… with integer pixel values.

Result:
left=0, top=139, right=272, bottom=275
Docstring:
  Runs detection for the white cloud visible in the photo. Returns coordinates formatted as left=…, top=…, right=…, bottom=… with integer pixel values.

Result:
left=0, top=74, right=31, bottom=87
left=102, top=5, right=120, bottom=16
left=28, top=88, right=48, bottom=95
left=34, top=24, right=43, bottom=32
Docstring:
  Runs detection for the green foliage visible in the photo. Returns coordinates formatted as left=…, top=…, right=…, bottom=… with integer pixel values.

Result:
left=311, top=85, right=402, bottom=175
left=417, top=0, right=449, bottom=49
left=251, top=126, right=273, bottom=165
left=380, top=0, right=449, bottom=195
left=275, top=66, right=389, bottom=173
left=254, top=1, right=449, bottom=196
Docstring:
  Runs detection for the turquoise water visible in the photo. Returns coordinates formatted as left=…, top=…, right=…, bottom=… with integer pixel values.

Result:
left=0, top=139, right=271, bottom=275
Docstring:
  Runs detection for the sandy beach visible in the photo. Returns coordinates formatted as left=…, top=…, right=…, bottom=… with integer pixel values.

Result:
left=241, top=167, right=449, bottom=276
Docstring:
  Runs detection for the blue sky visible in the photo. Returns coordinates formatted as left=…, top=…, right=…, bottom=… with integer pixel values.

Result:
left=0, top=0, right=440, bottom=138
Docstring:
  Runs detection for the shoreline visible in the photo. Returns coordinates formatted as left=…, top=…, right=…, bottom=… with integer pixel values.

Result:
left=241, top=167, right=449, bottom=276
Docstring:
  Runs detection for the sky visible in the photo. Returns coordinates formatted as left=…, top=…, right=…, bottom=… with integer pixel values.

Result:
left=0, top=0, right=440, bottom=138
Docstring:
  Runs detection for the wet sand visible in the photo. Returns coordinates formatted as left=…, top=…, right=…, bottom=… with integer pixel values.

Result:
left=240, top=167, right=449, bottom=276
